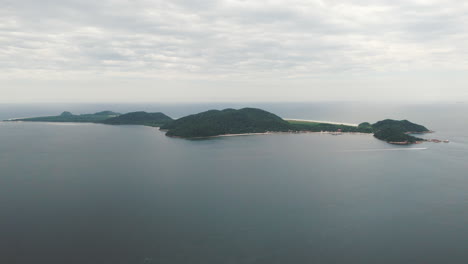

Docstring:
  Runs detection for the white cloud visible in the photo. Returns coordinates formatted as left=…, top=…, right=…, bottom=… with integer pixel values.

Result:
left=0, top=0, right=467, bottom=102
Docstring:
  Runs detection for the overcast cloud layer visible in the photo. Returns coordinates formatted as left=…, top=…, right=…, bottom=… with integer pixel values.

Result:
left=1, top=0, right=467, bottom=102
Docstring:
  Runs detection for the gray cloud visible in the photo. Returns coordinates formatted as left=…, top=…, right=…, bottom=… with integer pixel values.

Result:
left=1, top=0, right=467, bottom=102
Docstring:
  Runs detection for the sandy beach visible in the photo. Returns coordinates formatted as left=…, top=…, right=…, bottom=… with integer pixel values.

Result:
left=284, top=118, right=359, bottom=127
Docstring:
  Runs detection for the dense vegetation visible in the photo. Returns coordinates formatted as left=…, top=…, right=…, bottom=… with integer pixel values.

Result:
left=357, top=122, right=374, bottom=133
left=371, top=119, right=429, bottom=143
left=161, top=108, right=430, bottom=144
left=372, top=119, right=429, bottom=133
left=373, top=127, right=422, bottom=143
left=161, top=108, right=293, bottom=137
left=14, top=111, right=120, bottom=123
left=100, top=111, right=173, bottom=126
left=288, top=120, right=372, bottom=133
left=11, top=110, right=172, bottom=127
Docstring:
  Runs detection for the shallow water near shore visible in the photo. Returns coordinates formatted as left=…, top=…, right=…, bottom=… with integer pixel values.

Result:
left=0, top=102, right=467, bottom=264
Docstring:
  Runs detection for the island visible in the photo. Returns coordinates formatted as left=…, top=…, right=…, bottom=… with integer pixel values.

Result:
left=12, top=111, right=121, bottom=123
left=161, top=108, right=433, bottom=144
left=99, top=111, right=173, bottom=127
left=371, top=119, right=430, bottom=144
left=6, top=107, right=437, bottom=145
left=11, top=111, right=173, bottom=127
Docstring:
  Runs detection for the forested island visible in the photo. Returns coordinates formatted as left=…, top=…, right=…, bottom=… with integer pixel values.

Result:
left=11, top=111, right=173, bottom=127
left=99, top=111, right=173, bottom=126
left=371, top=119, right=430, bottom=144
left=12, top=111, right=121, bottom=123
left=160, top=108, right=431, bottom=144
left=6, top=108, right=434, bottom=145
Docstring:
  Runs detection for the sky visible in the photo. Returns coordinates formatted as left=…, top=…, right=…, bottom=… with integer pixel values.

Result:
left=1, top=0, right=467, bottom=103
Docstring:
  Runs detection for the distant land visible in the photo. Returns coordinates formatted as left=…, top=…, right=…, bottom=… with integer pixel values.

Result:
left=10, top=111, right=120, bottom=123
left=6, top=108, right=437, bottom=145
left=11, top=111, right=173, bottom=127
left=100, top=111, right=173, bottom=127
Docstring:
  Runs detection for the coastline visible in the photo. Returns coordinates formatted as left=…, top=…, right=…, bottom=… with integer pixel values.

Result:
left=4, top=117, right=32, bottom=121
left=6, top=115, right=445, bottom=145
left=165, top=130, right=446, bottom=145
left=164, top=130, right=374, bottom=139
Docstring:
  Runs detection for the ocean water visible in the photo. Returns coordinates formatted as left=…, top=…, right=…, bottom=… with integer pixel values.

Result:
left=0, top=102, right=467, bottom=264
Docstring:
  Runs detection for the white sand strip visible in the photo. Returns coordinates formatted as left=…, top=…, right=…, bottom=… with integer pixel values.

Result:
left=337, top=148, right=427, bottom=152
left=285, top=118, right=359, bottom=127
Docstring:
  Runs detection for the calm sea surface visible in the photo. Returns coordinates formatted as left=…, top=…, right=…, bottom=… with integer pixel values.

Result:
left=0, top=102, right=467, bottom=264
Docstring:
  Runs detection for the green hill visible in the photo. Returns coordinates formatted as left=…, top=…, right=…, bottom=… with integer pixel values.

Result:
left=100, top=111, right=173, bottom=127
left=372, top=119, right=429, bottom=133
left=13, top=111, right=120, bottom=123
left=161, top=108, right=293, bottom=137
left=357, top=122, right=374, bottom=133
left=371, top=119, right=430, bottom=143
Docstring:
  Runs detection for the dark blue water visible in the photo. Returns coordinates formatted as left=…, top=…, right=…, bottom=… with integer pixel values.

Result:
left=0, top=103, right=467, bottom=264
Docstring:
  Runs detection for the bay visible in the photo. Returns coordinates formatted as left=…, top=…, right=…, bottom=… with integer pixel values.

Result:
left=0, top=102, right=467, bottom=264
